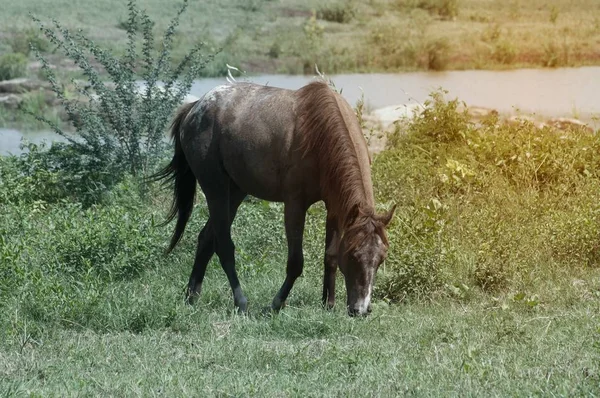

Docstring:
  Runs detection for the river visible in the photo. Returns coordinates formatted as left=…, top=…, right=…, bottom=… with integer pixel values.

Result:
left=2, top=66, right=599, bottom=155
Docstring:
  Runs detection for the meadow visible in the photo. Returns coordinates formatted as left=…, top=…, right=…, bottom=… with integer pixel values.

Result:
left=2, top=91, right=600, bottom=396
left=2, top=0, right=600, bottom=396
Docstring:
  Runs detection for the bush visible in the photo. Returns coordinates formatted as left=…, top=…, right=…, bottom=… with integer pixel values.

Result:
left=492, top=40, right=517, bottom=65
left=0, top=53, right=27, bottom=81
left=375, top=200, right=451, bottom=301
left=407, top=0, right=459, bottom=20
left=372, top=90, right=600, bottom=300
left=404, top=89, right=470, bottom=143
left=318, top=1, right=356, bottom=23
left=9, top=28, right=51, bottom=56
left=28, top=0, right=213, bottom=203
left=422, top=37, right=449, bottom=71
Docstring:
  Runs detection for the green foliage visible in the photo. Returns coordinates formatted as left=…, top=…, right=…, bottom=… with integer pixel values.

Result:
left=492, top=40, right=517, bottom=64
left=29, top=0, right=212, bottom=195
left=401, top=0, right=460, bottom=20
left=373, top=90, right=600, bottom=300
left=0, top=52, right=27, bottom=81
left=423, top=37, right=449, bottom=70
left=376, top=198, right=451, bottom=301
left=404, top=89, right=470, bottom=143
left=0, top=142, right=121, bottom=206
left=317, top=1, right=356, bottom=23
left=8, top=28, right=50, bottom=56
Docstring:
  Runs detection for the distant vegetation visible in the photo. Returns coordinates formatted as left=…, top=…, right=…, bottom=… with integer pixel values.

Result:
left=0, top=0, right=599, bottom=80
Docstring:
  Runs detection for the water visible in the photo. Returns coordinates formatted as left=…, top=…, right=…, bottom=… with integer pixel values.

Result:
left=2, top=66, right=600, bottom=155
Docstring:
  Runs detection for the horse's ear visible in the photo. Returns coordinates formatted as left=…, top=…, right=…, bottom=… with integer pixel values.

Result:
left=378, top=204, right=396, bottom=227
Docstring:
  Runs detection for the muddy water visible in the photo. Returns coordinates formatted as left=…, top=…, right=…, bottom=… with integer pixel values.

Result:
left=2, top=66, right=599, bottom=155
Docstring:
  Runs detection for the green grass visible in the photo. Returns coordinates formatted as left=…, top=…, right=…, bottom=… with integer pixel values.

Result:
left=3, top=92, right=600, bottom=395
left=4, top=298, right=600, bottom=396
left=2, top=197, right=600, bottom=396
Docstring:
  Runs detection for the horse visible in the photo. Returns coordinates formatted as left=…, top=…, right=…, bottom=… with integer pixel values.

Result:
left=154, top=80, right=395, bottom=316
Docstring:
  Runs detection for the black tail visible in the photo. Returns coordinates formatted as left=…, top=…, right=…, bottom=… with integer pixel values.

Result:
left=151, top=101, right=198, bottom=253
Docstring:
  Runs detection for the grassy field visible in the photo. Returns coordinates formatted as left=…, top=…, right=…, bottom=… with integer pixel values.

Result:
left=2, top=92, right=600, bottom=395
left=1, top=0, right=600, bottom=77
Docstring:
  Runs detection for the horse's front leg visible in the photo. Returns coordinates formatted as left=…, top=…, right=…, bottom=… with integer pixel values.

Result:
left=322, top=217, right=338, bottom=309
left=271, top=201, right=307, bottom=312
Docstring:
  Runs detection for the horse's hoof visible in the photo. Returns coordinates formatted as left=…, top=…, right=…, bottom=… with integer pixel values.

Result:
left=185, top=289, right=200, bottom=306
left=271, top=297, right=286, bottom=312
left=235, top=298, right=249, bottom=315
left=260, top=306, right=278, bottom=317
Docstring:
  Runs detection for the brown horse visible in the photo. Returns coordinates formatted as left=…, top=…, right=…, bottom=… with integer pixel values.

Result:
left=155, top=81, right=395, bottom=316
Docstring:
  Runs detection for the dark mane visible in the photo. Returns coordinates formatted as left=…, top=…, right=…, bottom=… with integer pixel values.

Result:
left=295, top=81, right=382, bottom=250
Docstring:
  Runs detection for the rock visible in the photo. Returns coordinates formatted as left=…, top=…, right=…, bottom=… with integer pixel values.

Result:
left=0, top=78, right=48, bottom=94
left=506, top=115, right=547, bottom=129
left=368, top=103, right=424, bottom=128
left=0, top=94, right=22, bottom=110
left=547, top=117, right=593, bottom=133
left=463, top=106, right=498, bottom=120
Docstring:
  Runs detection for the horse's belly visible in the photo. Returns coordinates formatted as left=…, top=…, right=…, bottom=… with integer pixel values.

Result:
left=221, top=133, right=318, bottom=203
left=226, top=158, right=285, bottom=202
left=220, top=137, right=287, bottom=202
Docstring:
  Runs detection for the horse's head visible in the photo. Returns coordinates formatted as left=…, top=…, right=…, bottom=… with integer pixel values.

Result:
left=338, top=205, right=396, bottom=316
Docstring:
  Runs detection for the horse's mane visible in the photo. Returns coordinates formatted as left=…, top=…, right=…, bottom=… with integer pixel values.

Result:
left=295, top=81, right=388, bottom=250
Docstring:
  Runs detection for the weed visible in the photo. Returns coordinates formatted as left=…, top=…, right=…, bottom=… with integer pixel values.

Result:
left=422, top=37, right=449, bottom=70
left=318, top=1, right=356, bottom=24
left=492, top=39, right=517, bottom=64
left=8, top=29, right=50, bottom=56
left=414, top=0, right=460, bottom=20
left=550, top=6, right=559, bottom=24
left=0, top=53, right=27, bottom=81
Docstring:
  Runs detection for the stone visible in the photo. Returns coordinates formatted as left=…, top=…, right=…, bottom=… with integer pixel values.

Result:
left=0, top=78, right=47, bottom=94
left=547, top=117, right=593, bottom=133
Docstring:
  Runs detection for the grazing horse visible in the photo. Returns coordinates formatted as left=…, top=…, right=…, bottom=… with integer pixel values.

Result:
left=155, top=81, right=395, bottom=316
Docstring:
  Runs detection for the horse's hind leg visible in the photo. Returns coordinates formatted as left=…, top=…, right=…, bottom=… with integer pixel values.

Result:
left=272, top=201, right=307, bottom=312
left=185, top=218, right=214, bottom=305
left=205, top=181, right=248, bottom=313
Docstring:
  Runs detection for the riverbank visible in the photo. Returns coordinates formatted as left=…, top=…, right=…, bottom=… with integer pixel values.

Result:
left=2, top=67, right=599, bottom=155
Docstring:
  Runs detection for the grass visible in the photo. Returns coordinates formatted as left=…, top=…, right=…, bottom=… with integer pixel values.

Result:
left=3, top=298, right=600, bottom=396
left=2, top=198, right=600, bottom=396
left=2, top=91, right=600, bottom=395
left=1, top=0, right=600, bottom=78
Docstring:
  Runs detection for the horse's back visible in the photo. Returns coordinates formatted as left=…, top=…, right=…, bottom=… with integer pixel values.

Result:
left=180, top=83, right=318, bottom=202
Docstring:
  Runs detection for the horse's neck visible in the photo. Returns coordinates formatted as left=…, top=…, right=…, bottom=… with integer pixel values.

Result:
left=332, top=94, right=375, bottom=209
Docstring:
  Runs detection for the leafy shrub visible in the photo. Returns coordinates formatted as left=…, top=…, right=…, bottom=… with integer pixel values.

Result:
left=422, top=37, right=449, bottom=71
left=492, top=40, right=517, bottom=64
left=28, top=0, right=212, bottom=202
left=9, top=28, right=50, bottom=56
left=6, top=141, right=122, bottom=206
left=410, top=0, right=459, bottom=20
left=372, top=90, right=600, bottom=299
left=375, top=200, right=452, bottom=301
left=0, top=53, right=27, bottom=81
left=318, top=1, right=356, bottom=23
left=404, top=89, right=470, bottom=143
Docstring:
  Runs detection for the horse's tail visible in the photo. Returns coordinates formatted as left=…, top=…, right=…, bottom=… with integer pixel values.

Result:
left=151, top=101, right=198, bottom=253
